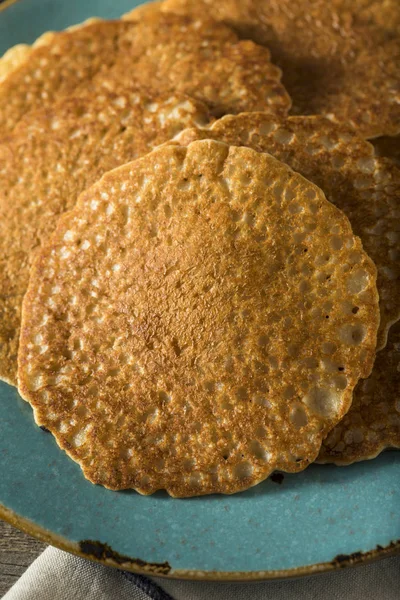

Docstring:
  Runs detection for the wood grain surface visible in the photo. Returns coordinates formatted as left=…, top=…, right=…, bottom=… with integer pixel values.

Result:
left=0, top=519, right=46, bottom=597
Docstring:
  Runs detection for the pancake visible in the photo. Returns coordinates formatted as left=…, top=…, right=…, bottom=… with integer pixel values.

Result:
left=156, top=0, right=400, bottom=138
left=0, top=20, right=135, bottom=132
left=0, top=13, right=290, bottom=132
left=173, top=113, right=400, bottom=350
left=0, top=87, right=210, bottom=385
left=319, top=321, right=400, bottom=464
left=172, top=114, right=400, bottom=465
left=0, top=19, right=101, bottom=83
left=18, top=140, right=379, bottom=496
left=0, top=44, right=31, bottom=82
left=92, top=11, right=291, bottom=119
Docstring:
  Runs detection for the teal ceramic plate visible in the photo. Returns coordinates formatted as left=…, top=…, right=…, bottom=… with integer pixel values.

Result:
left=0, top=0, right=399, bottom=581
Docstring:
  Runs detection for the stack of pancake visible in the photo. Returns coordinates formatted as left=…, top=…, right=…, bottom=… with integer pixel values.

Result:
left=0, top=0, right=398, bottom=497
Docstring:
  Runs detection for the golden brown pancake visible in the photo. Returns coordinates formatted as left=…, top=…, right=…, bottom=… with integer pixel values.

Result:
left=18, top=140, right=379, bottom=496
left=0, top=44, right=31, bottom=82
left=155, top=0, right=400, bottom=138
left=0, top=12, right=290, bottom=132
left=172, top=114, right=400, bottom=465
left=92, top=11, right=291, bottom=119
left=0, top=86, right=209, bottom=385
left=0, top=19, right=101, bottom=83
left=172, top=113, right=400, bottom=350
left=0, top=20, right=136, bottom=132
left=319, top=321, right=400, bottom=464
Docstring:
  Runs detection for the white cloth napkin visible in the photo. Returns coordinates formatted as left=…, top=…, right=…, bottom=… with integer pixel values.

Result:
left=3, top=546, right=400, bottom=600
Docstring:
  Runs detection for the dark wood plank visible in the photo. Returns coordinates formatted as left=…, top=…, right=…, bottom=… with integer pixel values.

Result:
left=0, top=518, right=46, bottom=596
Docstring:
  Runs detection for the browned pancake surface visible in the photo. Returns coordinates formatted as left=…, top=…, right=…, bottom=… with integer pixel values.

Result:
left=94, top=12, right=291, bottom=118
left=157, top=0, right=400, bottom=138
left=319, top=322, right=400, bottom=463
left=174, top=113, right=400, bottom=350
left=0, top=20, right=134, bottom=132
left=172, top=113, right=400, bottom=464
left=0, top=87, right=209, bottom=385
left=0, top=12, right=290, bottom=132
left=18, top=141, right=379, bottom=496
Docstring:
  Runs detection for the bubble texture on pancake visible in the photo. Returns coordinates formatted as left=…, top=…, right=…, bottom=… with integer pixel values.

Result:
left=0, top=44, right=31, bottom=82
left=0, top=18, right=101, bottom=83
left=173, top=113, right=400, bottom=350
left=319, top=321, right=400, bottom=464
left=0, top=87, right=210, bottom=385
left=93, top=11, right=291, bottom=118
left=174, top=115, right=400, bottom=466
left=0, top=20, right=137, bottom=133
left=18, top=141, right=379, bottom=496
left=159, top=0, right=400, bottom=138
left=0, top=13, right=290, bottom=133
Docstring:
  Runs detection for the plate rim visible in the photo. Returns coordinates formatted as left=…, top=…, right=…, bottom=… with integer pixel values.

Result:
left=2, top=502, right=399, bottom=581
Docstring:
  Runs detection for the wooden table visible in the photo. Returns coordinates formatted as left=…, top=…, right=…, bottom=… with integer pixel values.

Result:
left=0, top=519, right=46, bottom=597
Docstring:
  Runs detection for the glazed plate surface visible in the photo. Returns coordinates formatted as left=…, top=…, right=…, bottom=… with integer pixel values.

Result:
left=0, top=0, right=399, bottom=580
